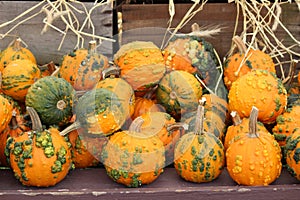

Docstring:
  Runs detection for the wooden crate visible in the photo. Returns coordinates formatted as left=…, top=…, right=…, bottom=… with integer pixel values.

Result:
left=0, top=1, right=300, bottom=200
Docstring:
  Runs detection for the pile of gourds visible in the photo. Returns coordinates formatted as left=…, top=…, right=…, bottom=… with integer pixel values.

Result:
left=0, top=33, right=299, bottom=188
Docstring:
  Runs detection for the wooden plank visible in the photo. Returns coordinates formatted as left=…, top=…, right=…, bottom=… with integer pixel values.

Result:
left=0, top=1, right=113, bottom=64
left=0, top=167, right=299, bottom=200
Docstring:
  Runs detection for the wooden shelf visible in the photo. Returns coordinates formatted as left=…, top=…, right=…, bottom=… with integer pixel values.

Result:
left=0, top=167, right=299, bottom=200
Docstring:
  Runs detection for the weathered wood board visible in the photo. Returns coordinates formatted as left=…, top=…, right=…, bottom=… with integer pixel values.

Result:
left=0, top=1, right=113, bottom=64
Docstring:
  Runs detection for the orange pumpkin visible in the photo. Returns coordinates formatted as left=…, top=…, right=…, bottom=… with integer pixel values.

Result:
left=0, top=38, right=36, bottom=71
left=228, top=69, right=287, bottom=124
left=224, top=36, right=276, bottom=89
left=7, top=107, right=72, bottom=187
left=0, top=95, right=13, bottom=133
left=285, top=129, right=300, bottom=181
left=114, top=41, right=166, bottom=97
left=58, top=40, right=110, bottom=91
left=101, top=117, right=165, bottom=187
left=226, top=107, right=282, bottom=186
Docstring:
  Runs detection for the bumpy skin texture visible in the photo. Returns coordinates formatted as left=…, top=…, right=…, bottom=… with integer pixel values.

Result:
left=228, top=69, right=287, bottom=124
left=101, top=127, right=165, bottom=187
left=285, top=129, right=300, bottom=181
left=226, top=132, right=282, bottom=186
left=0, top=39, right=36, bottom=71
left=174, top=132, right=225, bottom=183
left=25, top=76, right=75, bottom=126
left=8, top=127, right=72, bottom=187
left=273, top=104, right=300, bottom=146
left=1, top=59, right=41, bottom=102
left=156, top=70, right=202, bottom=121
left=114, top=41, right=166, bottom=97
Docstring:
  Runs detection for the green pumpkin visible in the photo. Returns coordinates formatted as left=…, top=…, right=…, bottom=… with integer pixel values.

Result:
left=74, top=88, right=126, bottom=137
left=25, top=76, right=75, bottom=126
left=156, top=70, right=202, bottom=120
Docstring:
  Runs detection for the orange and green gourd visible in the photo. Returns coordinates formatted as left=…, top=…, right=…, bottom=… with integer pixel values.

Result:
left=224, top=111, right=269, bottom=151
left=114, top=41, right=166, bottom=97
left=0, top=94, right=13, bottom=133
left=285, top=129, right=300, bottom=181
left=272, top=103, right=300, bottom=147
left=223, top=36, right=276, bottom=89
left=174, top=104, right=225, bottom=183
left=226, top=107, right=282, bottom=186
left=58, top=40, right=110, bottom=91
left=65, top=88, right=126, bottom=137
left=101, top=117, right=165, bottom=187
left=1, top=59, right=41, bottom=102
left=0, top=38, right=37, bottom=71
left=7, top=107, right=72, bottom=187
left=94, top=66, right=135, bottom=120
left=156, top=70, right=202, bottom=121
left=25, top=76, right=75, bottom=127
left=228, top=69, right=287, bottom=124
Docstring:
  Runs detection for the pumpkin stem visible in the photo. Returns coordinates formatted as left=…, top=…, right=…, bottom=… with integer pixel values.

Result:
left=169, top=91, right=177, bottom=100
left=12, top=38, right=22, bottom=51
left=129, top=116, right=144, bottom=133
left=143, top=85, right=158, bottom=99
left=191, top=23, right=200, bottom=32
left=26, top=107, right=43, bottom=132
left=88, top=40, right=97, bottom=54
left=57, top=100, right=67, bottom=111
left=230, top=111, right=242, bottom=126
left=232, top=36, right=247, bottom=54
left=248, top=106, right=259, bottom=138
left=167, top=122, right=189, bottom=132
left=195, top=103, right=205, bottom=135
left=102, top=66, right=120, bottom=79
left=60, top=121, right=81, bottom=136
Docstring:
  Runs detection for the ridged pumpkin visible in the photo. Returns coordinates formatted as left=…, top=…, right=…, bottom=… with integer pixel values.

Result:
left=0, top=38, right=36, bottom=70
left=94, top=67, right=135, bottom=120
left=101, top=117, right=165, bottom=187
left=226, top=107, right=282, bottom=186
left=272, top=103, right=300, bottom=147
left=58, top=40, right=110, bottom=91
left=137, top=112, right=185, bottom=164
left=72, top=88, right=126, bottom=137
left=25, top=76, right=75, bottom=127
left=224, top=36, right=276, bottom=89
left=68, top=128, right=107, bottom=168
left=1, top=59, right=41, bottom=102
left=228, top=69, right=287, bottom=124
left=162, top=24, right=227, bottom=99
left=285, top=129, right=300, bottom=181
left=114, top=41, right=166, bottom=97
left=0, top=94, right=13, bottom=133
left=224, top=111, right=269, bottom=150
left=7, top=107, right=72, bottom=187
left=156, top=70, right=202, bottom=120
left=174, top=104, right=225, bottom=183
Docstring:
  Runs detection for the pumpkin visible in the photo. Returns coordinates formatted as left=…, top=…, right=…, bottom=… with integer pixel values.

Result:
left=226, top=106, right=282, bottom=186
left=0, top=38, right=36, bottom=71
left=223, top=36, right=276, bottom=89
left=181, top=96, right=227, bottom=141
left=162, top=23, right=227, bottom=99
left=174, top=104, right=225, bottom=183
left=1, top=59, right=41, bottom=102
left=224, top=111, right=269, bottom=151
left=101, top=117, right=165, bottom=187
left=68, top=127, right=107, bottom=168
left=114, top=41, right=166, bottom=97
left=156, top=70, right=202, bottom=121
left=58, top=40, right=110, bottom=91
left=94, top=66, right=135, bottom=120
left=0, top=94, right=13, bottom=133
left=285, top=129, right=300, bottom=181
left=0, top=112, right=31, bottom=166
left=272, top=103, right=300, bottom=147
left=138, top=111, right=185, bottom=165
left=65, top=88, right=126, bottom=137
left=228, top=69, right=287, bottom=124
left=7, top=107, right=72, bottom=187
left=25, top=76, right=75, bottom=127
